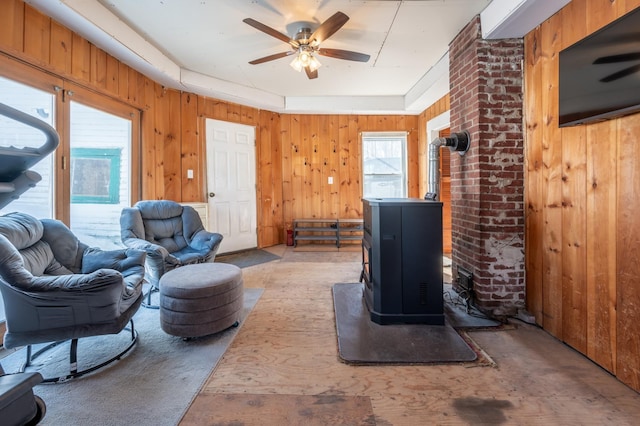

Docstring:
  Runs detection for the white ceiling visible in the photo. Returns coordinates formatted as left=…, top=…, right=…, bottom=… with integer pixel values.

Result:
left=26, top=0, right=570, bottom=114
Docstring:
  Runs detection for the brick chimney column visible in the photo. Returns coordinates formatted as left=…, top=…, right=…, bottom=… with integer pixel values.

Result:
left=448, top=16, right=525, bottom=318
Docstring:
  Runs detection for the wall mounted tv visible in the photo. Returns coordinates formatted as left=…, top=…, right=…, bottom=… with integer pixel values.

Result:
left=559, top=7, right=640, bottom=127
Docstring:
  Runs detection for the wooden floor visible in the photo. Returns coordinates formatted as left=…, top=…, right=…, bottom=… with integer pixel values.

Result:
left=180, top=246, right=640, bottom=425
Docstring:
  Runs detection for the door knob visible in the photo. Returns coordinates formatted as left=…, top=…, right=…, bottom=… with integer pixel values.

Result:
left=209, top=192, right=215, bottom=198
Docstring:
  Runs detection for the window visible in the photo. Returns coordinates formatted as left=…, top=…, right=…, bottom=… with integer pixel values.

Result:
left=0, top=51, right=140, bottom=327
left=362, top=132, right=408, bottom=198
left=71, top=148, right=121, bottom=204
left=0, top=56, right=140, bottom=250
left=67, top=90, right=138, bottom=249
left=0, top=74, right=58, bottom=218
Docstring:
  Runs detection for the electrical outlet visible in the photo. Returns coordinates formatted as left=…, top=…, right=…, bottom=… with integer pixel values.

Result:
left=187, top=169, right=194, bottom=179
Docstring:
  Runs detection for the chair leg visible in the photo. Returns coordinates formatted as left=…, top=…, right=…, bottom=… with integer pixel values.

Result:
left=23, top=345, right=31, bottom=370
left=141, top=285, right=160, bottom=309
left=21, top=342, right=65, bottom=371
left=69, top=339, right=78, bottom=376
left=18, top=320, right=139, bottom=383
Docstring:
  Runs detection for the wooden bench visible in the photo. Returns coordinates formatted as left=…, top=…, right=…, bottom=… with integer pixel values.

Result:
left=293, top=218, right=363, bottom=248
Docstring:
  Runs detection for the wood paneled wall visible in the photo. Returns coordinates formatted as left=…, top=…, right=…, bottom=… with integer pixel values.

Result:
left=418, top=95, right=451, bottom=198
left=1, top=0, right=173, bottom=203
left=524, top=0, right=640, bottom=391
left=280, top=114, right=420, bottom=229
left=7, top=0, right=640, bottom=394
left=0, top=0, right=275, bottom=241
left=0, top=0, right=426, bottom=249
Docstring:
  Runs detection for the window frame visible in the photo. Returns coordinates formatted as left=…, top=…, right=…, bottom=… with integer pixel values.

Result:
left=361, top=131, right=409, bottom=199
left=70, top=147, right=122, bottom=204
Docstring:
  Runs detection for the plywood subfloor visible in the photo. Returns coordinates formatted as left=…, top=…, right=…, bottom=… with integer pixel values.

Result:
left=181, top=393, right=375, bottom=425
left=180, top=245, right=640, bottom=425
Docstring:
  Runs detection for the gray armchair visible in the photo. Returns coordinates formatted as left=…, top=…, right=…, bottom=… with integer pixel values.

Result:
left=120, top=200, right=223, bottom=306
left=0, top=363, right=45, bottom=425
left=0, top=212, right=145, bottom=382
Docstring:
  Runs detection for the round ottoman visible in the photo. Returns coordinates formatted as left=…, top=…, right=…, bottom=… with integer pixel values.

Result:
left=159, top=262, right=244, bottom=338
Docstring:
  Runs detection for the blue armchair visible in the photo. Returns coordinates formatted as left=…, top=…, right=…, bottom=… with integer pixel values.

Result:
left=119, top=200, right=223, bottom=306
left=0, top=212, right=145, bottom=382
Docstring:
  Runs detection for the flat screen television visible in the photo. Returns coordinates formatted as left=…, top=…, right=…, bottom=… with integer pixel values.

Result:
left=559, top=7, right=640, bottom=127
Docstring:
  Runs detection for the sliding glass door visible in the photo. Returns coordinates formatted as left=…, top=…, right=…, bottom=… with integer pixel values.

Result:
left=68, top=89, right=139, bottom=249
left=0, top=74, right=60, bottom=218
left=0, top=55, right=140, bottom=330
left=0, top=58, right=140, bottom=245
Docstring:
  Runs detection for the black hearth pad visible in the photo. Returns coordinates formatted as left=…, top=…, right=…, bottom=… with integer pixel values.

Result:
left=332, top=283, right=477, bottom=364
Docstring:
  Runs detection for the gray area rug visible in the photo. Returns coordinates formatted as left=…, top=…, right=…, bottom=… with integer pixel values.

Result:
left=216, top=249, right=280, bottom=268
left=333, top=283, right=478, bottom=364
left=0, top=288, right=263, bottom=426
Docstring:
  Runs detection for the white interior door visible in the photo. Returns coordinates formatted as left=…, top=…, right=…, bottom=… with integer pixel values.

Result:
left=205, top=119, right=257, bottom=254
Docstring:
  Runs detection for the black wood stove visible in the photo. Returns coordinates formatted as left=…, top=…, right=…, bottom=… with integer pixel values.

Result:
left=361, top=198, right=444, bottom=325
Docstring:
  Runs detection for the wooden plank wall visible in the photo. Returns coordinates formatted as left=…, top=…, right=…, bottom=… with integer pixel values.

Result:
left=524, top=0, right=640, bottom=392
left=0, top=0, right=172, bottom=202
left=0, top=0, right=431, bottom=250
left=280, top=114, right=420, bottom=230
left=7, top=0, right=640, bottom=394
left=0, top=1, right=270, bottom=237
left=417, top=95, right=451, bottom=253
left=418, top=95, right=451, bottom=197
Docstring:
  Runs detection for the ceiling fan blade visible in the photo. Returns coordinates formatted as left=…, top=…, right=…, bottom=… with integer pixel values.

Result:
left=317, top=48, right=370, bottom=62
left=305, top=66, right=318, bottom=79
left=249, top=51, right=294, bottom=65
left=310, top=11, right=349, bottom=45
left=593, top=52, right=640, bottom=64
left=243, top=18, right=299, bottom=48
left=600, top=63, right=640, bottom=82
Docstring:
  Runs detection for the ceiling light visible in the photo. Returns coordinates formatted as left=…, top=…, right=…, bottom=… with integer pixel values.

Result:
left=308, top=56, right=322, bottom=72
left=290, top=56, right=303, bottom=72
left=290, top=49, right=322, bottom=73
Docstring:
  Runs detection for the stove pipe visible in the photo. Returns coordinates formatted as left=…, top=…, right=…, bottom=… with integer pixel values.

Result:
left=428, top=137, right=446, bottom=201
left=427, top=131, right=470, bottom=201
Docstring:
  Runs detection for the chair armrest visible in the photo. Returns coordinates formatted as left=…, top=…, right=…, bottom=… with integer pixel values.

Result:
left=29, top=269, right=124, bottom=291
left=82, top=248, right=146, bottom=274
left=122, top=237, right=171, bottom=261
left=190, top=230, right=223, bottom=252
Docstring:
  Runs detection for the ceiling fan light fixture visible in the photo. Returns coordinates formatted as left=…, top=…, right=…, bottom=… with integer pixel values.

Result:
left=299, top=50, right=312, bottom=66
left=290, top=51, right=321, bottom=73
left=245, top=11, right=366, bottom=79
left=290, top=56, right=303, bottom=72
left=308, top=55, right=322, bottom=72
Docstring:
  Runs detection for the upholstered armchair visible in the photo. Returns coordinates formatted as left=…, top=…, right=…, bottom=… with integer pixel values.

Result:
left=119, top=200, right=223, bottom=305
left=0, top=212, right=146, bottom=382
left=0, top=363, right=45, bottom=425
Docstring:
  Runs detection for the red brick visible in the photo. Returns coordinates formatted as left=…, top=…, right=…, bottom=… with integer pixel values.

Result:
left=449, top=15, right=525, bottom=318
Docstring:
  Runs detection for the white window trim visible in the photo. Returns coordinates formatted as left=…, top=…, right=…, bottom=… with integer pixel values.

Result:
left=361, top=131, right=408, bottom=199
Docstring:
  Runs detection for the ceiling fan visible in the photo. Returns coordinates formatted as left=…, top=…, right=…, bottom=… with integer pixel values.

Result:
left=243, top=11, right=370, bottom=79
